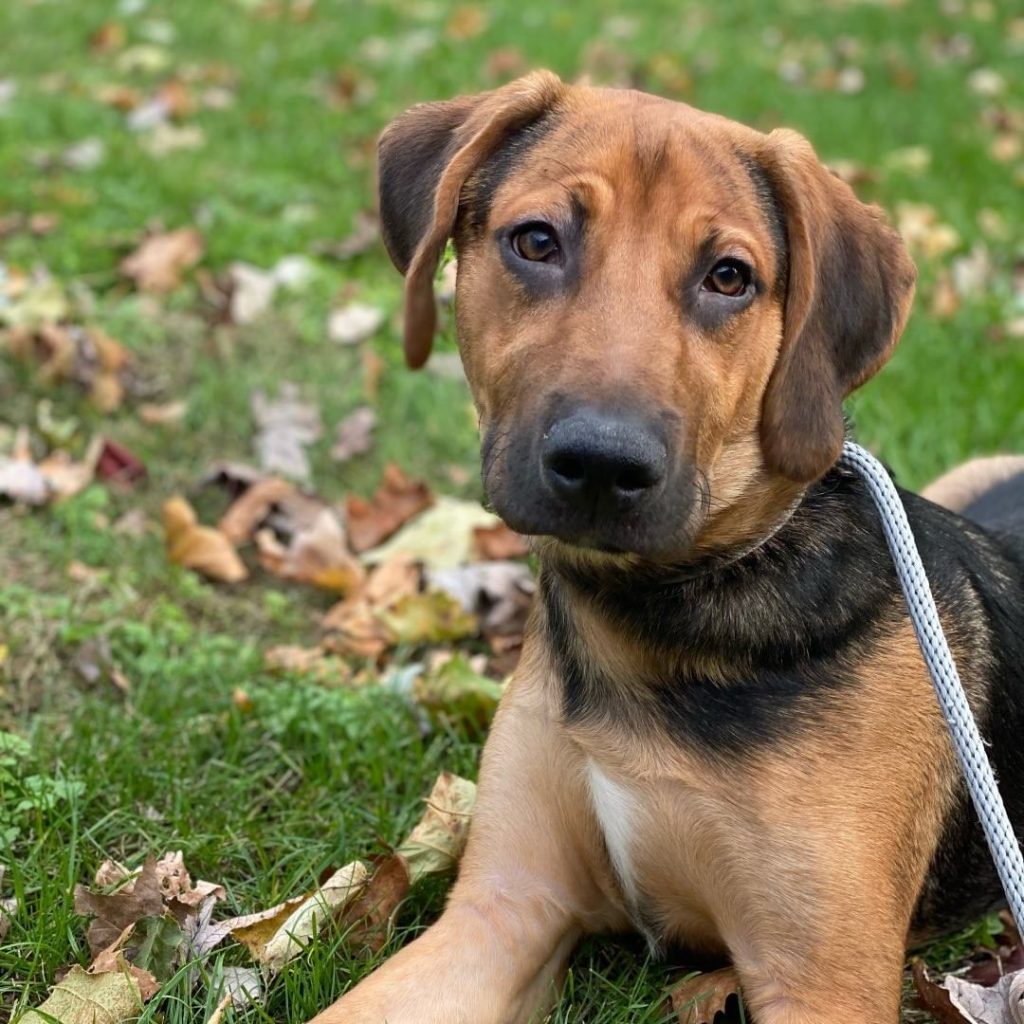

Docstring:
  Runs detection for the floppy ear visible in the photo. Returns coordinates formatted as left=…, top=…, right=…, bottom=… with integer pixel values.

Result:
left=757, top=129, right=917, bottom=483
left=377, top=70, right=565, bottom=368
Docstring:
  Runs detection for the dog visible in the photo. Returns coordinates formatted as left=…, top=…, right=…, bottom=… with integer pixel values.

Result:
left=309, top=71, right=1024, bottom=1024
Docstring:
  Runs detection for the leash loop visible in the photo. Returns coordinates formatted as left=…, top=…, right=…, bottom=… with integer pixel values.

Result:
left=840, top=440, right=1024, bottom=931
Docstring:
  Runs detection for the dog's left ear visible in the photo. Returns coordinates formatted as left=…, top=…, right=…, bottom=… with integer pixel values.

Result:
left=757, top=129, right=917, bottom=483
left=378, top=70, right=565, bottom=368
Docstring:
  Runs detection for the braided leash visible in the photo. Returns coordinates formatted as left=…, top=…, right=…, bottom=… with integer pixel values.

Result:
left=840, top=441, right=1024, bottom=930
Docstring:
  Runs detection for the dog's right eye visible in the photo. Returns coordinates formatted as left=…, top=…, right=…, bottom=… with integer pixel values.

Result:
left=511, top=223, right=560, bottom=263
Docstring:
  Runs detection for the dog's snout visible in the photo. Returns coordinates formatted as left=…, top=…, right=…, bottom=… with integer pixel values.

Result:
left=541, top=410, right=668, bottom=511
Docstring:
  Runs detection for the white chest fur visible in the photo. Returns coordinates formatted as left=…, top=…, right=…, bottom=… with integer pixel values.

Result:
left=586, top=759, right=644, bottom=918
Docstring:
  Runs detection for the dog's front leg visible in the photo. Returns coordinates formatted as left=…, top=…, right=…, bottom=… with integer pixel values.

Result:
left=308, top=662, right=620, bottom=1024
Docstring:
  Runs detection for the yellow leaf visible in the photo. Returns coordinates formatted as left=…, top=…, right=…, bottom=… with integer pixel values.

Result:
left=257, top=862, right=369, bottom=972
left=397, top=772, right=476, bottom=884
left=18, top=965, right=143, bottom=1024
left=162, top=496, right=247, bottom=583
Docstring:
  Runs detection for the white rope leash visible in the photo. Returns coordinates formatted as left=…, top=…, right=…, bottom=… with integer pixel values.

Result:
left=840, top=441, right=1024, bottom=930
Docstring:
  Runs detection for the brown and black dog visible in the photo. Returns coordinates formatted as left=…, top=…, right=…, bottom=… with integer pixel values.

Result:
left=310, top=71, right=1024, bottom=1024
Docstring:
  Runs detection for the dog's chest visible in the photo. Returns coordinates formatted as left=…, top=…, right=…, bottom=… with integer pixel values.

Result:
left=583, top=755, right=735, bottom=950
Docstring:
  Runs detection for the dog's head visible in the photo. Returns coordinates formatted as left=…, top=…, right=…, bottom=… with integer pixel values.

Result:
left=378, top=71, right=916, bottom=561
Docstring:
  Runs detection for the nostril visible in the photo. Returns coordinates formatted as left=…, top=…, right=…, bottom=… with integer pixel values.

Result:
left=548, top=452, right=585, bottom=484
left=615, top=462, right=658, bottom=493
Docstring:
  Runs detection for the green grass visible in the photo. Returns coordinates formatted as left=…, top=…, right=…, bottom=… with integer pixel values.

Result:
left=1, top=0, right=1022, bottom=1021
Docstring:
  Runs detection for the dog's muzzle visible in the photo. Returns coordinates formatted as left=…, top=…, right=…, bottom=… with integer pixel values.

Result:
left=488, top=403, right=693, bottom=556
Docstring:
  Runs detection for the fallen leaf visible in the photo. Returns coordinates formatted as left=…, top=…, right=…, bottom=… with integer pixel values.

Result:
left=213, top=966, right=261, bottom=1010
left=345, top=464, right=434, bottom=553
left=257, top=861, right=369, bottom=971
left=0, top=452, right=49, bottom=505
left=365, top=496, right=499, bottom=568
left=944, top=970, right=1024, bottom=1023
left=219, top=476, right=296, bottom=545
left=379, top=589, right=478, bottom=647
left=251, top=383, right=322, bottom=483
left=154, top=850, right=225, bottom=906
left=263, top=644, right=354, bottom=685
left=428, top=561, right=535, bottom=638
left=228, top=261, right=277, bottom=324
left=90, top=22, right=126, bottom=53
left=63, top=137, right=106, bottom=171
left=897, top=202, right=961, bottom=259
left=320, top=599, right=393, bottom=660
left=163, top=496, right=248, bottom=583
left=396, top=772, right=476, bottom=882
left=19, top=965, right=143, bottom=1024
left=668, top=966, right=743, bottom=1024
left=337, top=855, right=411, bottom=953
left=328, top=301, right=385, bottom=345
left=120, top=227, right=205, bottom=292
left=74, top=857, right=167, bottom=959
left=201, top=895, right=303, bottom=961
left=139, top=400, right=187, bottom=426
left=913, top=961, right=963, bottom=1023
left=256, top=509, right=365, bottom=593
left=413, top=654, right=504, bottom=730
left=472, top=521, right=530, bottom=560
left=95, top=439, right=146, bottom=486
left=447, top=5, right=488, bottom=40
left=331, top=406, right=376, bottom=462
left=0, top=895, right=16, bottom=941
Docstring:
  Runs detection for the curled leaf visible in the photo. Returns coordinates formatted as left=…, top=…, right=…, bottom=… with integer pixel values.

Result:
left=163, top=497, right=248, bottom=583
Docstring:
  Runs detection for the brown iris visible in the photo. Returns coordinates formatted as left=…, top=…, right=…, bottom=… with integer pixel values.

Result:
left=511, top=223, right=559, bottom=262
left=703, top=259, right=750, bottom=297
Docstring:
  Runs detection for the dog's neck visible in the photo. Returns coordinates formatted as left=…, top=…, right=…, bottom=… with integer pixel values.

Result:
left=537, top=466, right=901, bottom=750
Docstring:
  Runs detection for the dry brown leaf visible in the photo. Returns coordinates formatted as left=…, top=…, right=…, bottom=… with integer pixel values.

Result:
left=222, top=895, right=309, bottom=960
left=74, top=857, right=167, bottom=959
left=472, top=522, right=531, bottom=560
left=219, top=476, right=296, bottom=545
left=345, top=463, right=433, bottom=553
left=945, top=971, right=1024, bottom=1023
left=256, top=509, right=365, bottom=594
left=163, top=496, right=248, bottom=583
left=120, top=227, right=205, bottom=292
left=320, top=599, right=393, bottom=660
left=337, top=855, right=411, bottom=953
left=669, top=966, right=742, bottom=1024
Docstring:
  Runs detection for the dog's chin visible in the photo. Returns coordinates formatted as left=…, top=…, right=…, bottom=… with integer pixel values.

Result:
left=490, top=495, right=701, bottom=565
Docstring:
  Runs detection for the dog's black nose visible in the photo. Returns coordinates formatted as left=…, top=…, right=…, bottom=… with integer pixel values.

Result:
left=541, top=409, right=668, bottom=511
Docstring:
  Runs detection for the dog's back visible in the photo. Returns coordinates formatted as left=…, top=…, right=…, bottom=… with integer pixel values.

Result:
left=910, top=458, right=1024, bottom=936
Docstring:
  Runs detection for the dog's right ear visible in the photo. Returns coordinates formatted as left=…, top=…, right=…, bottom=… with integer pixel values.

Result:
left=378, top=71, right=565, bottom=369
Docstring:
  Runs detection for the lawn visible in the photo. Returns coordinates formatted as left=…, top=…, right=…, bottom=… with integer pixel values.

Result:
left=1, top=0, right=1022, bottom=1022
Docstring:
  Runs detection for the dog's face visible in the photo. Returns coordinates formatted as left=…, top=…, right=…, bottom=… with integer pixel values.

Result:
left=378, top=72, right=916, bottom=561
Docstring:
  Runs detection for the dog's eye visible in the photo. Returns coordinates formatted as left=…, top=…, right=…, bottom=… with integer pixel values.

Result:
left=703, top=259, right=751, bottom=297
left=511, top=223, right=560, bottom=263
